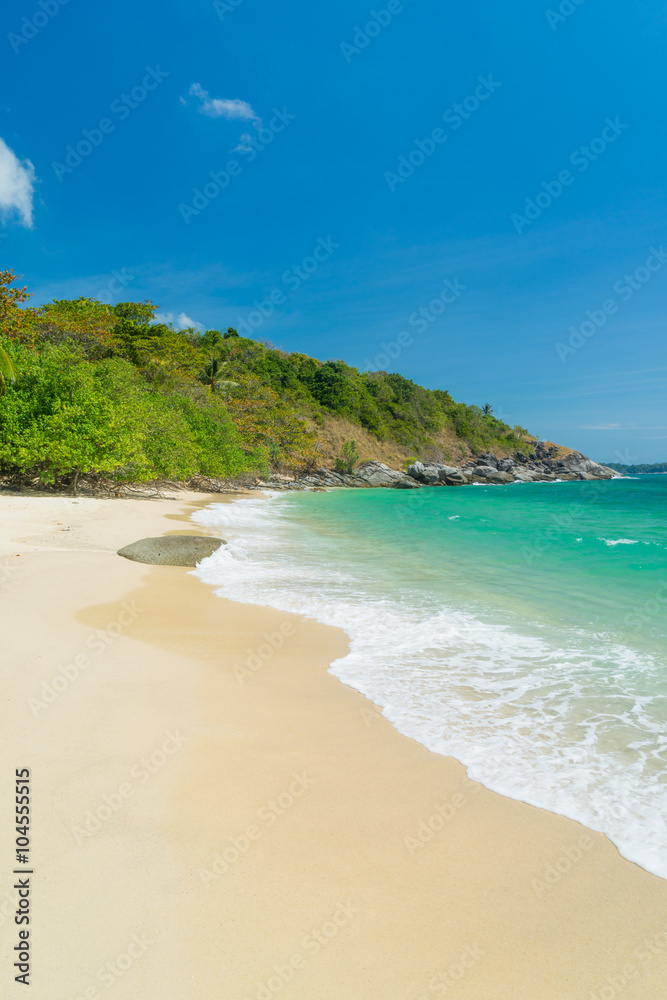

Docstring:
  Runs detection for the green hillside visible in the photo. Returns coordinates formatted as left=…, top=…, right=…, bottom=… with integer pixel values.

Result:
left=0, top=269, right=533, bottom=489
left=606, top=463, right=667, bottom=474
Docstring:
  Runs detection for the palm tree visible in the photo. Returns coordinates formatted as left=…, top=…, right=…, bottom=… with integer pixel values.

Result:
left=482, top=403, right=493, bottom=416
left=198, top=357, right=237, bottom=396
left=0, top=345, right=16, bottom=395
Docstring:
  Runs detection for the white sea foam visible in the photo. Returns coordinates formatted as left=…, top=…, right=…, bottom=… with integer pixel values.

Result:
left=194, top=495, right=667, bottom=880
left=599, top=537, right=640, bottom=546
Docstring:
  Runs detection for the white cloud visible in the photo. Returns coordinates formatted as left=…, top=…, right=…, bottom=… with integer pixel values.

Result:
left=579, top=423, right=622, bottom=430
left=177, top=312, right=203, bottom=330
left=188, top=83, right=261, bottom=124
left=233, top=132, right=255, bottom=153
left=0, top=137, right=36, bottom=229
left=156, top=311, right=204, bottom=331
left=580, top=423, right=667, bottom=431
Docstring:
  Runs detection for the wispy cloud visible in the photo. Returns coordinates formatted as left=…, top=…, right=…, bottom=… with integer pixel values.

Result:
left=580, top=423, right=667, bottom=431
left=579, top=423, right=622, bottom=430
left=187, top=83, right=261, bottom=124
left=233, top=132, right=255, bottom=153
left=0, top=137, right=36, bottom=228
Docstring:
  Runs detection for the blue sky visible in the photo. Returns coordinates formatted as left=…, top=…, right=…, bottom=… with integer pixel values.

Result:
left=1, top=0, right=666, bottom=462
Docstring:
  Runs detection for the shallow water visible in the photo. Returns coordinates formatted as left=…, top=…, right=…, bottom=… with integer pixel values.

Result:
left=194, top=476, right=667, bottom=878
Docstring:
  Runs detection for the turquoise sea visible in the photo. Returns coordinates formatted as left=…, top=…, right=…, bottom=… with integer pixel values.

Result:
left=194, top=476, right=667, bottom=878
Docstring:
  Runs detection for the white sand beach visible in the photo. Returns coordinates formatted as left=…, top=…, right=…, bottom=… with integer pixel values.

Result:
left=0, top=492, right=665, bottom=999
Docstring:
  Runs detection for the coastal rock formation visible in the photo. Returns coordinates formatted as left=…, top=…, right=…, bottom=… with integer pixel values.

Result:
left=285, top=462, right=419, bottom=491
left=471, top=464, right=500, bottom=479
left=352, top=461, right=408, bottom=487
left=442, top=470, right=467, bottom=485
left=472, top=467, right=515, bottom=484
left=402, top=446, right=619, bottom=488
left=283, top=469, right=351, bottom=489
left=408, top=462, right=461, bottom=485
left=559, top=450, right=618, bottom=478
left=118, top=535, right=224, bottom=566
left=247, top=444, right=620, bottom=493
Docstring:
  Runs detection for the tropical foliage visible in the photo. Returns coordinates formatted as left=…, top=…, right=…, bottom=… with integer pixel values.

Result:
left=0, top=345, right=16, bottom=395
left=335, top=440, right=360, bottom=475
left=0, top=270, right=531, bottom=487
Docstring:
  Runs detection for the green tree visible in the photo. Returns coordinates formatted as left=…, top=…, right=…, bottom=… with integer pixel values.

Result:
left=113, top=315, right=201, bottom=382
left=0, top=345, right=145, bottom=489
left=27, top=297, right=118, bottom=359
left=200, top=329, right=222, bottom=352
left=335, top=440, right=359, bottom=475
left=0, top=343, right=16, bottom=394
left=308, top=360, right=359, bottom=413
left=0, top=270, right=31, bottom=342
left=0, top=272, right=539, bottom=485
left=114, top=300, right=158, bottom=324
left=198, top=357, right=237, bottom=395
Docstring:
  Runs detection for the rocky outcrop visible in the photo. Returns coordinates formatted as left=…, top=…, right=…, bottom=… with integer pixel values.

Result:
left=472, top=468, right=515, bottom=484
left=244, top=445, right=620, bottom=493
left=351, top=461, right=411, bottom=488
left=471, top=464, right=499, bottom=479
left=441, top=470, right=467, bottom=486
left=558, top=450, right=618, bottom=479
left=118, top=535, right=224, bottom=566
left=402, top=445, right=620, bottom=488
left=408, top=462, right=462, bottom=485
left=259, top=462, right=420, bottom=491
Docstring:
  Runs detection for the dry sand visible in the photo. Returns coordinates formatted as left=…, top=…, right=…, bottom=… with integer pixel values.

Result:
left=0, top=491, right=665, bottom=999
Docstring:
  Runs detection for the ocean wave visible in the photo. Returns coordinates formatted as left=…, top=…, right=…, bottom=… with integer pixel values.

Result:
left=193, top=494, right=667, bottom=881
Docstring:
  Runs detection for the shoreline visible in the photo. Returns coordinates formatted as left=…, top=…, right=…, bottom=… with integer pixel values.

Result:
left=196, top=483, right=667, bottom=881
left=1, top=491, right=666, bottom=998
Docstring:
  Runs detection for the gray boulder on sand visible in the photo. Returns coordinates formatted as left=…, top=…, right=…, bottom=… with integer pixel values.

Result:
left=117, top=536, right=224, bottom=567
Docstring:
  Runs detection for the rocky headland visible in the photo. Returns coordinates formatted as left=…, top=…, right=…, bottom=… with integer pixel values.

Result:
left=249, top=442, right=620, bottom=492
